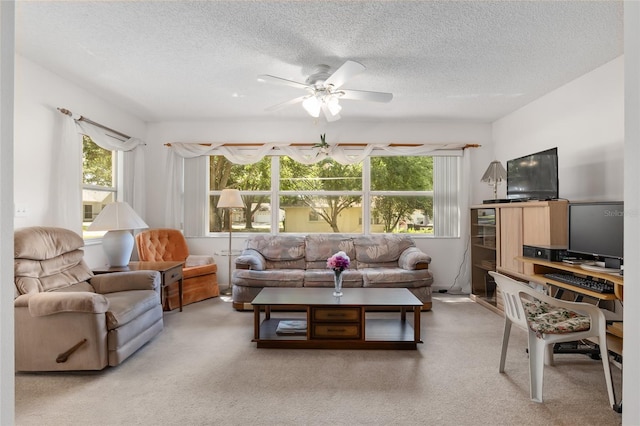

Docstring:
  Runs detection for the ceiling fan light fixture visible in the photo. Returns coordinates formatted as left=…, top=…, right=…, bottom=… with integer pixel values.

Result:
left=327, top=96, right=342, bottom=116
left=302, top=96, right=321, bottom=117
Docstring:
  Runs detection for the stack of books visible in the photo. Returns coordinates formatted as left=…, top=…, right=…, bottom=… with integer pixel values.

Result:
left=275, top=320, right=307, bottom=335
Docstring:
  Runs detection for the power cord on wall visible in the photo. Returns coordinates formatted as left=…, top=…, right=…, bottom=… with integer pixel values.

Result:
left=437, top=234, right=470, bottom=295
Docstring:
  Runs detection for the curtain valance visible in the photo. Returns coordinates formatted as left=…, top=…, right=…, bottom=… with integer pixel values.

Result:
left=166, top=141, right=469, bottom=165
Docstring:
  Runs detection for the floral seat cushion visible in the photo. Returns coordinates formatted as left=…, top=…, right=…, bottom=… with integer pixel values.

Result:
left=522, top=298, right=591, bottom=337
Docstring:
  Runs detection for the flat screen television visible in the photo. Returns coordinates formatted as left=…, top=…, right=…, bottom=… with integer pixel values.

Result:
left=506, top=148, right=559, bottom=201
left=568, top=202, right=624, bottom=268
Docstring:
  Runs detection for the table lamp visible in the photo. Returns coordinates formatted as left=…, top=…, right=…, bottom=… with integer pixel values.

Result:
left=481, top=160, right=507, bottom=200
left=217, top=189, right=245, bottom=295
left=88, top=201, right=148, bottom=267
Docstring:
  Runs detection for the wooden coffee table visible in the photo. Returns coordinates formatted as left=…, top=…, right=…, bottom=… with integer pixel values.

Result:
left=251, top=288, right=423, bottom=349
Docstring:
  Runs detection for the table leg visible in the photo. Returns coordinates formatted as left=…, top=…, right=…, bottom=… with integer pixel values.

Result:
left=179, top=277, right=184, bottom=312
left=253, top=305, right=261, bottom=340
left=414, top=306, right=422, bottom=343
left=401, top=307, right=406, bottom=321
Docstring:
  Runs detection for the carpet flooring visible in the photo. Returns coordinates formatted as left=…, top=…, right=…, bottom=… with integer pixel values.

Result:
left=15, top=294, right=622, bottom=425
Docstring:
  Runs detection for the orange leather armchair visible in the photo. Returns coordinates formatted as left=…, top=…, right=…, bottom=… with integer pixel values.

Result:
left=136, top=229, right=219, bottom=310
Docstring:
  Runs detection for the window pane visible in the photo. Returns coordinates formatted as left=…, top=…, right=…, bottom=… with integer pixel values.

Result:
left=209, top=195, right=278, bottom=233
left=82, top=136, right=114, bottom=186
left=371, top=156, right=433, bottom=191
left=280, top=157, right=362, bottom=191
left=371, top=195, right=433, bottom=234
left=280, top=195, right=362, bottom=233
left=82, top=189, right=115, bottom=239
left=209, top=155, right=271, bottom=190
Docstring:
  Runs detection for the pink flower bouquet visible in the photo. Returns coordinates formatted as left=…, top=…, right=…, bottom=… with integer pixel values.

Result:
left=327, top=251, right=350, bottom=272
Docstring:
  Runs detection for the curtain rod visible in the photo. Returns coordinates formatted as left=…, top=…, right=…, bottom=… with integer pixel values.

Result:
left=164, top=142, right=481, bottom=149
left=58, top=107, right=131, bottom=140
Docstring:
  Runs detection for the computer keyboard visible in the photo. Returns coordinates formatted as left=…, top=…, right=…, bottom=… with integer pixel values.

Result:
left=543, top=273, right=614, bottom=294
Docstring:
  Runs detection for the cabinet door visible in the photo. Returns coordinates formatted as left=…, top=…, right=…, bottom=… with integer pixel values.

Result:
left=522, top=206, right=551, bottom=246
left=499, top=207, right=523, bottom=274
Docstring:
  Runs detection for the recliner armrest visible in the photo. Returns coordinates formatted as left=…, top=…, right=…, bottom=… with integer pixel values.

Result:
left=90, top=270, right=160, bottom=294
left=22, top=292, right=109, bottom=317
left=398, top=247, right=431, bottom=270
left=235, top=249, right=266, bottom=271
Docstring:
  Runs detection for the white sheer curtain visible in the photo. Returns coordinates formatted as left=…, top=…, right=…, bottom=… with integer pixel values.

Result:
left=49, top=114, right=83, bottom=233
left=51, top=112, right=146, bottom=233
left=165, top=141, right=469, bottom=232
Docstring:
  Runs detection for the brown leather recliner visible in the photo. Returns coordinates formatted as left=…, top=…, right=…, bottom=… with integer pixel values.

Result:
left=135, top=229, right=219, bottom=310
left=14, top=226, right=163, bottom=371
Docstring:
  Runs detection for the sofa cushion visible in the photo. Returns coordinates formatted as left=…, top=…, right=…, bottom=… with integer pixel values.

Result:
left=246, top=235, right=306, bottom=269
left=303, top=269, right=363, bottom=287
left=360, top=268, right=433, bottom=288
left=353, top=235, right=415, bottom=268
left=233, top=269, right=305, bottom=288
left=304, top=234, right=356, bottom=269
left=183, top=263, right=217, bottom=279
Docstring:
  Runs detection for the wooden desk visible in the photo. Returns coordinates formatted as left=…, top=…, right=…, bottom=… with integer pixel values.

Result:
left=93, top=261, right=184, bottom=312
left=517, top=257, right=623, bottom=353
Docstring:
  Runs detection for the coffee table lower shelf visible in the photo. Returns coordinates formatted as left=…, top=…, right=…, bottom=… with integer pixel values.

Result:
left=254, top=317, right=420, bottom=350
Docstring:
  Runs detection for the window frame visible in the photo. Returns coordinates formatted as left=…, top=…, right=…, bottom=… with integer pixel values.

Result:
left=206, top=154, right=455, bottom=237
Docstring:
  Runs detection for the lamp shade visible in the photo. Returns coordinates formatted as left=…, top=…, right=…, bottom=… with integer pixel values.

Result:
left=481, top=160, right=507, bottom=183
left=87, top=201, right=148, bottom=231
left=217, top=189, right=244, bottom=209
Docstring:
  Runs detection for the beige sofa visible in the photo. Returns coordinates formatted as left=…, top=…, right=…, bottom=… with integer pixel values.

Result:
left=14, top=227, right=164, bottom=371
left=232, top=234, right=433, bottom=310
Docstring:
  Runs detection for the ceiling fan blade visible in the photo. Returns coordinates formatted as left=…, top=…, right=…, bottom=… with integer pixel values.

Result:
left=321, top=103, right=341, bottom=122
left=324, top=60, right=366, bottom=89
left=339, top=89, right=393, bottom=103
left=257, top=74, right=310, bottom=90
left=265, top=95, right=308, bottom=112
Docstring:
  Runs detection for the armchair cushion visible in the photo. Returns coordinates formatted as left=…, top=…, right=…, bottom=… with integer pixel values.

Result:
left=90, top=271, right=160, bottom=294
left=104, top=290, right=162, bottom=330
left=522, top=298, right=591, bottom=338
left=183, top=263, right=217, bottom=280
left=186, top=255, right=215, bottom=267
left=26, top=292, right=109, bottom=316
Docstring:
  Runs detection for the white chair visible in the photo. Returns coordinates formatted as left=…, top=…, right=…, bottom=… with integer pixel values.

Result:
left=489, top=271, right=615, bottom=408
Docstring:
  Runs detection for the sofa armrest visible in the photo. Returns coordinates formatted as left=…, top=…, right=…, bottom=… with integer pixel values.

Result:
left=398, top=247, right=432, bottom=270
left=235, top=249, right=266, bottom=270
left=19, top=292, right=109, bottom=317
left=186, top=255, right=214, bottom=267
left=90, top=270, right=161, bottom=294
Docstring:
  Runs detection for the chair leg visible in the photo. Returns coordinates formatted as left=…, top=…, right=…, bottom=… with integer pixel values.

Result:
left=528, top=332, right=545, bottom=403
left=597, top=337, right=616, bottom=409
left=499, top=319, right=512, bottom=373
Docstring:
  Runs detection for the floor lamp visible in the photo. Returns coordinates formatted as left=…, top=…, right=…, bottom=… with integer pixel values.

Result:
left=217, top=189, right=244, bottom=295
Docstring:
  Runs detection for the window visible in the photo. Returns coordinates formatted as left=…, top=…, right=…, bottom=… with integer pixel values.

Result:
left=208, top=154, right=454, bottom=236
left=82, top=135, right=117, bottom=239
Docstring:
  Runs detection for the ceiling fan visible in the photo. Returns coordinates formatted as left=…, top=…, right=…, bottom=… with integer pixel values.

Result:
left=258, top=60, right=393, bottom=122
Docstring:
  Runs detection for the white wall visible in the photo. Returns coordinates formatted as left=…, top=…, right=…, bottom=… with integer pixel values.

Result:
left=490, top=56, right=624, bottom=203
left=14, top=55, right=148, bottom=267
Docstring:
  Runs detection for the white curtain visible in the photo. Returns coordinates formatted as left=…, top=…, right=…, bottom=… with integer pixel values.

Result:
left=164, top=141, right=469, bottom=232
left=183, top=156, right=207, bottom=237
left=49, top=114, right=83, bottom=234
left=51, top=112, right=146, bottom=233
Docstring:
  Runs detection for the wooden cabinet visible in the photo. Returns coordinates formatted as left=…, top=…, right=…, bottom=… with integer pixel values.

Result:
left=470, top=208, right=498, bottom=308
left=470, top=200, right=568, bottom=312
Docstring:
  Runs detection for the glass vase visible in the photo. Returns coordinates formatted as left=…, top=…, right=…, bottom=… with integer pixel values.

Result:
left=333, top=271, right=343, bottom=297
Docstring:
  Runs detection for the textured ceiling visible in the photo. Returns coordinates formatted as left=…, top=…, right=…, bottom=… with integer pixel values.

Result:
left=15, top=1, right=624, bottom=123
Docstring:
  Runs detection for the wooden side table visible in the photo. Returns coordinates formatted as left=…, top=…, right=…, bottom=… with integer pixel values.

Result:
left=92, top=261, right=185, bottom=312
